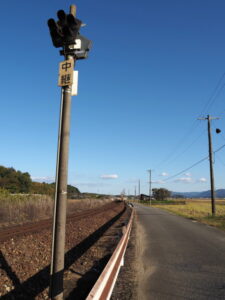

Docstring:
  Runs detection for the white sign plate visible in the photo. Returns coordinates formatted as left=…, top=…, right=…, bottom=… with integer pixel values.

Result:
left=72, top=71, right=78, bottom=96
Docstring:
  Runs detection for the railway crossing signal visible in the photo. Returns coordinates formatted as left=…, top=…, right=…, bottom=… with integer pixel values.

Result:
left=47, top=4, right=91, bottom=300
left=71, top=34, right=92, bottom=59
left=48, top=10, right=82, bottom=47
left=47, top=9, right=92, bottom=59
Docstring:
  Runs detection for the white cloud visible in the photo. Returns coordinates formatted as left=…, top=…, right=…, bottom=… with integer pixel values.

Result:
left=100, top=174, right=118, bottom=179
left=160, top=172, right=168, bottom=176
left=31, top=176, right=54, bottom=183
left=76, top=182, right=110, bottom=187
left=198, top=177, right=207, bottom=183
left=174, top=177, right=192, bottom=183
left=184, top=172, right=191, bottom=177
left=152, top=180, right=165, bottom=184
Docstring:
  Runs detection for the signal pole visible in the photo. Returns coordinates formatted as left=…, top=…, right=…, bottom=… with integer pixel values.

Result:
left=50, top=6, right=76, bottom=300
left=47, top=5, right=91, bottom=299
left=198, top=115, right=219, bottom=216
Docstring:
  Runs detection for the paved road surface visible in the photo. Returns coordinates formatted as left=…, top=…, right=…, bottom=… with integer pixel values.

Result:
left=135, top=203, right=225, bottom=300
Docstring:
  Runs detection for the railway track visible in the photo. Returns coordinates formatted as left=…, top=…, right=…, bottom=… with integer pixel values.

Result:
left=0, top=201, right=128, bottom=299
left=0, top=201, right=121, bottom=242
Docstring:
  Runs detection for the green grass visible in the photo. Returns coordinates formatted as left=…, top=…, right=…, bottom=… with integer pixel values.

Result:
left=152, top=201, right=225, bottom=230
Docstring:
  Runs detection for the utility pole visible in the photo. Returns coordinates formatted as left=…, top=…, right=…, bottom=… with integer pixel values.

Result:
left=47, top=5, right=91, bottom=299
left=198, top=115, right=219, bottom=216
left=147, top=170, right=152, bottom=206
left=138, top=179, right=141, bottom=196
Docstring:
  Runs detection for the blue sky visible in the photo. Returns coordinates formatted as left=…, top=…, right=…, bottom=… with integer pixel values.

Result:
left=1, top=0, right=225, bottom=195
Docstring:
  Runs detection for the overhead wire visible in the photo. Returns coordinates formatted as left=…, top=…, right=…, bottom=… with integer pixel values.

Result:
left=215, top=153, right=225, bottom=167
left=162, top=142, right=225, bottom=183
left=214, top=143, right=225, bottom=154
left=154, top=120, right=201, bottom=169
left=197, top=72, right=225, bottom=117
left=163, top=156, right=209, bottom=182
left=155, top=73, right=225, bottom=183
left=162, top=127, right=207, bottom=167
left=211, top=122, right=225, bottom=142
left=154, top=72, right=225, bottom=169
left=217, top=108, right=225, bottom=118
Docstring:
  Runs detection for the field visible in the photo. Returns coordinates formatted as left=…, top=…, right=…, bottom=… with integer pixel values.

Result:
left=152, top=199, right=225, bottom=230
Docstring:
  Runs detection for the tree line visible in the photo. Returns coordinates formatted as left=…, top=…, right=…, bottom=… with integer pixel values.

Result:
left=0, top=165, right=80, bottom=197
left=152, top=188, right=171, bottom=201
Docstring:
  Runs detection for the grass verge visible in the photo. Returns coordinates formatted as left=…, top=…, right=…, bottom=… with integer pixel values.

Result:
left=146, top=201, right=225, bottom=231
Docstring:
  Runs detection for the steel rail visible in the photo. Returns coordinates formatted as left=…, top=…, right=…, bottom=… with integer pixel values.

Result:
left=0, top=202, right=119, bottom=242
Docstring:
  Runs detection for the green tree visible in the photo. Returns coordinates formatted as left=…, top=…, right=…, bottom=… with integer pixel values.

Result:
left=31, top=182, right=80, bottom=198
left=67, top=184, right=80, bottom=198
left=0, top=166, right=32, bottom=193
left=0, top=165, right=80, bottom=196
left=152, top=188, right=171, bottom=201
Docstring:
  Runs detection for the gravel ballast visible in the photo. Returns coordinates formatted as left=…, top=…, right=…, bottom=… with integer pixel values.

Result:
left=0, top=201, right=131, bottom=299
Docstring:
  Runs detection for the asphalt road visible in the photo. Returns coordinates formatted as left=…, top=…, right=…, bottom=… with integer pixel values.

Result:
left=135, top=203, right=225, bottom=300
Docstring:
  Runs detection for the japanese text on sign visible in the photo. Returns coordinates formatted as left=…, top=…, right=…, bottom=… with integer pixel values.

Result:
left=58, top=59, right=74, bottom=86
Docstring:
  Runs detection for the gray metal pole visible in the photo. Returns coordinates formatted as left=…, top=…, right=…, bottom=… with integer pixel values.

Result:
left=207, top=115, right=216, bottom=216
left=50, top=5, right=76, bottom=300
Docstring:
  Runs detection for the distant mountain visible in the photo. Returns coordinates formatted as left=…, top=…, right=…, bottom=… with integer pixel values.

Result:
left=172, top=189, right=225, bottom=198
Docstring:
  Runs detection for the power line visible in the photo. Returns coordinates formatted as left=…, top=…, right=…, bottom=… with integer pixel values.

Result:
left=215, top=153, right=225, bottom=167
left=211, top=122, right=225, bottom=142
left=155, top=72, right=225, bottom=169
left=217, top=108, right=225, bottom=118
left=206, top=82, right=225, bottom=114
left=163, top=156, right=209, bottom=182
left=162, top=127, right=207, bottom=167
left=214, top=143, right=225, bottom=153
left=154, top=121, right=201, bottom=169
left=163, top=142, right=225, bottom=183
left=198, top=72, right=225, bottom=117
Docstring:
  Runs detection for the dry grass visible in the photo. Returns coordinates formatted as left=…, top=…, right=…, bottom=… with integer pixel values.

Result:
left=153, top=200, right=225, bottom=230
left=0, top=194, right=53, bottom=226
left=67, top=198, right=111, bottom=212
left=0, top=191, right=112, bottom=227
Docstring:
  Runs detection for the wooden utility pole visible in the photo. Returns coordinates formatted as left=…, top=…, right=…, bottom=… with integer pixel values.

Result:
left=198, top=115, right=219, bottom=216
left=147, top=170, right=152, bottom=205
left=138, top=179, right=141, bottom=196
